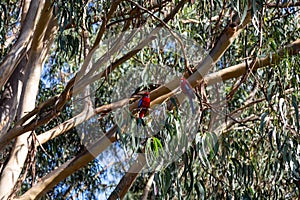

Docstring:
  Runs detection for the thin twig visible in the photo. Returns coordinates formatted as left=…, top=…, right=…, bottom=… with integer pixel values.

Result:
left=125, top=0, right=192, bottom=74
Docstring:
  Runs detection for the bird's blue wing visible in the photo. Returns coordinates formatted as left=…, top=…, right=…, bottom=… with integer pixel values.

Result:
left=138, top=98, right=142, bottom=108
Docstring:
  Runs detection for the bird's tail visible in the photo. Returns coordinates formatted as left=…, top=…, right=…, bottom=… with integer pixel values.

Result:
left=136, top=117, right=146, bottom=127
left=188, top=97, right=195, bottom=114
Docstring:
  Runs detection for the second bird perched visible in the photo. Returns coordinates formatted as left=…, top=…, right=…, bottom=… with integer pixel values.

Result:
left=180, top=77, right=195, bottom=114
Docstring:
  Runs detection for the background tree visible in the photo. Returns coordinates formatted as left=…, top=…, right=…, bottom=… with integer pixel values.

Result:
left=0, top=0, right=299, bottom=199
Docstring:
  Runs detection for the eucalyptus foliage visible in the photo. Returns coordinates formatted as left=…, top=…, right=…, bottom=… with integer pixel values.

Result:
left=0, top=0, right=299, bottom=199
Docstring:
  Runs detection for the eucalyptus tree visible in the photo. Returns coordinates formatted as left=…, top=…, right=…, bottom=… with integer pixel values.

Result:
left=0, top=0, right=299, bottom=199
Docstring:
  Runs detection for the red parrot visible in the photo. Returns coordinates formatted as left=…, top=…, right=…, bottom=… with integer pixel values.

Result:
left=137, top=91, right=150, bottom=126
left=180, top=77, right=195, bottom=114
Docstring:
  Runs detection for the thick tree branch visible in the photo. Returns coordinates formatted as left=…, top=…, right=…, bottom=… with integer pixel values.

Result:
left=204, top=39, right=300, bottom=85
left=0, top=0, right=121, bottom=145
left=0, top=0, right=124, bottom=150
left=21, top=0, right=32, bottom=24
left=0, top=79, right=73, bottom=151
left=0, top=0, right=42, bottom=89
left=266, top=1, right=300, bottom=8
left=0, top=1, right=56, bottom=198
left=108, top=154, right=146, bottom=200
left=0, top=1, right=59, bottom=152
left=13, top=1, right=189, bottom=199
left=141, top=171, right=156, bottom=200
left=0, top=58, right=26, bottom=136
left=0, top=0, right=188, bottom=150
left=137, top=11, right=252, bottom=109
left=0, top=2, right=58, bottom=138
left=37, top=98, right=129, bottom=145
left=106, top=11, right=254, bottom=199
left=16, top=125, right=118, bottom=200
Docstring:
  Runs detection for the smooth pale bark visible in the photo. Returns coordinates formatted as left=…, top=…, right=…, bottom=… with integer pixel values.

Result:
left=141, top=171, right=156, bottom=200
left=35, top=36, right=300, bottom=148
left=12, top=6, right=298, bottom=200
left=0, top=0, right=42, bottom=90
left=204, top=39, right=300, bottom=85
left=0, top=0, right=40, bottom=136
left=0, top=58, right=26, bottom=136
left=0, top=1, right=53, bottom=199
left=142, top=12, right=252, bottom=108
left=0, top=0, right=187, bottom=150
left=0, top=0, right=122, bottom=150
left=23, top=3, right=250, bottom=199
left=0, top=15, right=59, bottom=151
left=16, top=126, right=117, bottom=200
left=0, top=58, right=42, bottom=200
left=21, top=0, right=32, bottom=24
left=108, top=154, right=146, bottom=200
left=37, top=98, right=128, bottom=144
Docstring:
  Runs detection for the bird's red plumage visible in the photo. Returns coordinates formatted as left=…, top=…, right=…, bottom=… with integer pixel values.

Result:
left=138, top=93, right=150, bottom=119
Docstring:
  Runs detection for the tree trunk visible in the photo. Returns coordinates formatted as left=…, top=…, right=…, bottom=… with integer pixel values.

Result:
left=0, top=55, right=42, bottom=199
left=0, top=58, right=27, bottom=136
left=0, top=0, right=53, bottom=198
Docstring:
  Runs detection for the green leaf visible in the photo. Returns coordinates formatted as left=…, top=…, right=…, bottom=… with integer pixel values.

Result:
left=170, top=97, right=178, bottom=112
left=267, top=82, right=276, bottom=101
left=231, top=157, right=242, bottom=172
left=260, top=112, right=268, bottom=135
left=241, top=1, right=248, bottom=24
left=276, top=131, right=281, bottom=151
left=164, top=169, right=171, bottom=192
left=152, top=136, right=163, bottom=157
left=268, top=129, right=274, bottom=150
left=279, top=98, right=287, bottom=125
left=292, top=95, right=299, bottom=132
left=251, top=0, right=257, bottom=15
left=270, top=38, right=277, bottom=52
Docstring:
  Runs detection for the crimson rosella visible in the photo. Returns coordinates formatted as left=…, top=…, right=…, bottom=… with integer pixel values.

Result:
left=180, top=77, right=195, bottom=114
left=137, top=92, right=150, bottom=126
